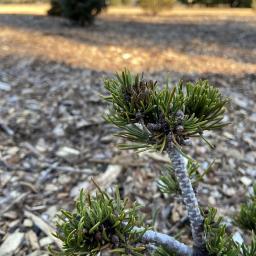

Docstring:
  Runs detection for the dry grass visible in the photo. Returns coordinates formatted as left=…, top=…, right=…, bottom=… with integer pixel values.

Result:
left=0, top=5, right=256, bottom=75
left=0, top=3, right=49, bottom=15
left=107, top=6, right=256, bottom=17
left=1, top=26, right=256, bottom=75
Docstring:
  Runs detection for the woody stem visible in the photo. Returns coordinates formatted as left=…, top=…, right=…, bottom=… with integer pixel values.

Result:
left=167, top=144, right=206, bottom=253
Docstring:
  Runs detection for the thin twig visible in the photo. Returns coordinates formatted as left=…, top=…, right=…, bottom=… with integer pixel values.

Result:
left=0, top=121, right=14, bottom=136
left=0, top=192, right=29, bottom=215
left=24, top=210, right=62, bottom=248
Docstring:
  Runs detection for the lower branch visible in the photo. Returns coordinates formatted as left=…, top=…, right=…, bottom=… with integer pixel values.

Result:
left=133, top=227, right=193, bottom=256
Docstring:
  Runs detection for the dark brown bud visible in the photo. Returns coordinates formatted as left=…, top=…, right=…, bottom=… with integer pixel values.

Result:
left=203, top=208, right=209, bottom=215
left=124, top=93, right=131, bottom=103
left=95, top=231, right=102, bottom=241
left=162, top=122, right=170, bottom=134
left=139, top=81, right=146, bottom=88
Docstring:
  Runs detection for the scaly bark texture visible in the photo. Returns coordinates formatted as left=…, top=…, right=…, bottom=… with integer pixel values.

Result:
left=132, top=227, right=193, bottom=256
left=167, top=145, right=206, bottom=253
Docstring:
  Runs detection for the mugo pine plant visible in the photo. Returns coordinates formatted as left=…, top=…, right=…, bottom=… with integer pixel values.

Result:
left=48, top=0, right=107, bottom=25
left=52, top=70, right=256, bottom=255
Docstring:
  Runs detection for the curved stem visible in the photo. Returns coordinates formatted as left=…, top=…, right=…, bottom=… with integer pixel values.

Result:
left=167, top=145, right=205, bottom=252
left=132, top=226, right=193, bottom=256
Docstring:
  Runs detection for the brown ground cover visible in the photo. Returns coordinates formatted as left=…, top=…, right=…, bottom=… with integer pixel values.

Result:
left=0, top=5, right=255, bottom=255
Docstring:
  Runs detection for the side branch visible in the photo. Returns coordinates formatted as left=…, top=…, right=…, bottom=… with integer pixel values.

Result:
left=133, top=227, right=193, bottom=256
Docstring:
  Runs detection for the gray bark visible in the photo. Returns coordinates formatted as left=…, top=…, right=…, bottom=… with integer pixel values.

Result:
left=132, top=227, right=193, bottom=256
left=167, top=145, right=205, bottom=251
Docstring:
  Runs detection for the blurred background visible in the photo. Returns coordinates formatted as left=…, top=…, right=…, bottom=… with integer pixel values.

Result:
left=0, top=0, right=255, bottom=255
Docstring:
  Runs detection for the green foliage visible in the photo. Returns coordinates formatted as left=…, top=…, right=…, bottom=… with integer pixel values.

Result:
left=157, top=164, right=179, bottom=195
left=104, top=70, right=228, bottom=152
left=158, top=159, right=213, bottom=195
left=173, top=80, right=229, bottom=136
left=178, top=0, right=196, bottom=4
left=204, top=208, right=256, bottom=256
left=48, top=0, right=107, bottom=25
left=152, top=207, right=256, bottom=256
left=178, top=0, right=253, bottom=7
left=153, top=245, right=177, bottom=255
left=109, top=0, right=132, bottom=5
left=241, top=234, right=256, bottom=256
left=139, top=0, right=176, bottom=15
left=122, top=0, right=132, bottom=5
left=203, top=208, right=240, bottom=255
left=235, top=184, right=256, bottom=232
left=252, top=0, right=256, bottom=8
left=51, top=70, right=256, bottom=256
left=62, top=0, right=107, bottom=25
left=109, top=0, right=122, bottom=5
left=51, top=185, right=147, bottom=255
left=48, top=0, right=62, bottom=16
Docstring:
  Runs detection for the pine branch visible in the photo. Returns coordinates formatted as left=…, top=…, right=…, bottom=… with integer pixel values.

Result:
left=51, top=184, right=193, bottom=256
left=51, top=187, right=148, bottom=255
left=104, top=71, right=228, bottom=151
left=167, top=142, right=206, bottom=254
left=157, top=158, right=209, bottom=196
left=203, top=208, right=240, bottom=255
left=132, top=227, right=193, bottom=256
left=103, top=70, right=230, bottom=255
left=235, top=183, right=256, bottom=232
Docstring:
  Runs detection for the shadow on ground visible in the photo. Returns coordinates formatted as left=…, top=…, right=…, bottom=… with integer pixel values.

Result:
left=0, top=13, right=256, bottom=65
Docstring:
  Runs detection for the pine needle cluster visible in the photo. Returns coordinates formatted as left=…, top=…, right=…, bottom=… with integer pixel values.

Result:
left=157, top=159, right=213, bottom=195
left=104, top=70, right=228, bottom=152
left=240, top=235, right=256, bottom=256
left=153, top=245, right=177, bottom=256
left=203, top=208, right=239, bottom=255
left=235, top=184, right=256, bottom=232
left=204, top=208, right=256, bottom=256
left=152, top=208, right=256, bottom=256
left=51, top=186, right=147, bottom=255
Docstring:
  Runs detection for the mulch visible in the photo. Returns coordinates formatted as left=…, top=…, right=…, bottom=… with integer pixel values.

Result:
left=0, top=8, right=255, bottom=255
